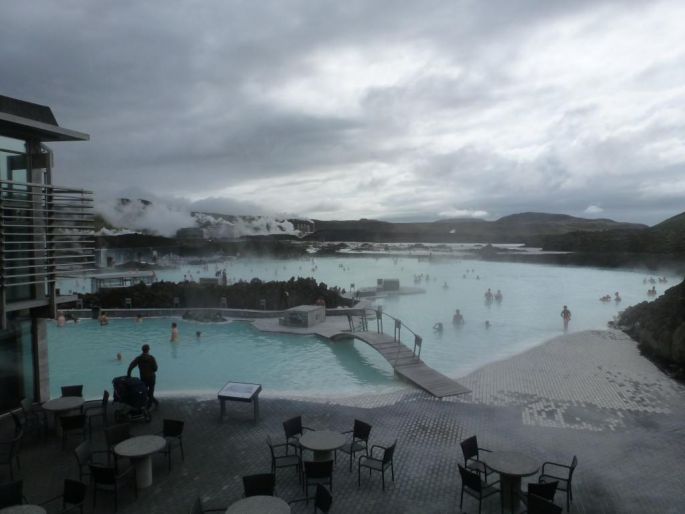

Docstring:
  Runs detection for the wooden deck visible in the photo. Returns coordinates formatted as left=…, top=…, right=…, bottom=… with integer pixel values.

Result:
left=332, top=331, right=470, bottom=398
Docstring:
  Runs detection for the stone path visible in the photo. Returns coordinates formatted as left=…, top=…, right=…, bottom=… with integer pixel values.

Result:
left=3, top=330, right=684, bottom=513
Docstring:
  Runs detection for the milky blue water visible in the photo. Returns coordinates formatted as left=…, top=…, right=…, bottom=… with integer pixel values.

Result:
left=49, top=256, right=678, bottom=398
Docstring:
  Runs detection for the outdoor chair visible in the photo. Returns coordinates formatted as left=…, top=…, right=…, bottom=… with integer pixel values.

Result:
left=338, top=419, right=371, bottom=472
left=40, top=479, right=88, bottom=514
left=90, top=462, right=137, bottom=512
left=289, top=483, right=333, bottom=513
left=282, top=416, right=313, bottom=455
left=460, top=435, right=493, bottom=483
left=188, top=496, right=226, bottom=513
left=0, top=427, right=23, bottom=480
left=104, top=423, right=131, bottom=463
left=11, top=412, right=23, bottom=435
left=20, top=398, right=48, bottom=437
left=157, top=418, right=185, bottom=471
left=527, top=481, right=558, bottom=502
left=242, top=473, right=275, bottom=497
left=83, top=390, right=109, bottom=438
left=266, top=435, right=301, bottom=482
left=357, top=440, right=396, bottom=491
left=73, top=440, right=110, bottom=483
left=522, top=493, right=563, bottom=514
left=61, top=385, right=84, bottom=397
left=458, top=464, right=501, bottom=514
left=303, top=460, right=333, bottom=503
left=539, top=456, right=577, bottom=511
left=0, top=480, right=27, bottom=508
left=60, top=414, right=87, bottom=450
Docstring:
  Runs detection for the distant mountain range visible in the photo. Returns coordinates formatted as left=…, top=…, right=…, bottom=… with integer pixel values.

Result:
left=306, top=212, right=647, bottom=243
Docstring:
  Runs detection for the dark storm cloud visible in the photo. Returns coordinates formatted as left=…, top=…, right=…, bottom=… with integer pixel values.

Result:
left=1, top=0, right=683, bottom=225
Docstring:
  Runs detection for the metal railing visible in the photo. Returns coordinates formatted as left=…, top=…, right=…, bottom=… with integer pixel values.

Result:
left=0, top=179, right=95, bottom=288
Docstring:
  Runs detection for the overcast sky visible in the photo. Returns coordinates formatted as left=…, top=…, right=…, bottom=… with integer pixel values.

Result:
left=2, top=0, right=684, bottom=225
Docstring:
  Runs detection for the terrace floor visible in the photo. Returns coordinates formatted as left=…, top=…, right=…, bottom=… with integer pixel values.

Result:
left=4, top=330, right=685, bottom=513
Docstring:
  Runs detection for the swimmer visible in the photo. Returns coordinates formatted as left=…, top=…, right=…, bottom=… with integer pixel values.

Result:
left=452, top=309, right=464, bottom=325
left=196, top=331, right=202, bottom=339
left=600, top=295, right=611, bottom=302
left=136, top=314, right=143, bottom=323
left=614, top=292, right=621, bottom=302
left=433, top=322, right=444, bottom=333
left=56, top=310, right=66, bottom=327
left=560, top=305, right=572, bottom=331
left=116, top=352, right=122, bottom=361
left=485, top=320, right=491, bottom=329
left=484, top=288, right=493, bottom=302
left=494, top=290, right=503, bottom=302
left=442, top=282, right=449, bottom=289
left=170, top=322, right=179, bottom=342
left=99, top=311, right=109, bottom=326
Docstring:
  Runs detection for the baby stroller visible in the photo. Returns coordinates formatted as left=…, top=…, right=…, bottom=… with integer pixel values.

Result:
left=112, top=376, right=151, bottom=423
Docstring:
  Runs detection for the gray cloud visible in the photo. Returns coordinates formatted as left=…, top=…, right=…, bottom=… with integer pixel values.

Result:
left=1, top=0, right=683, bottom=226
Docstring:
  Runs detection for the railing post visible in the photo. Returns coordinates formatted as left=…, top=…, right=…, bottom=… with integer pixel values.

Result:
left=413, top=335, right=422, bottom=359
left=394, top=319, right=401, bottom=342
left=376, top=306, right=383, bottom=333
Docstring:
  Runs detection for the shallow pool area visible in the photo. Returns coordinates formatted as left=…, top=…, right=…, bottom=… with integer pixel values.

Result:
left=50, top=256, right=679, bottom=398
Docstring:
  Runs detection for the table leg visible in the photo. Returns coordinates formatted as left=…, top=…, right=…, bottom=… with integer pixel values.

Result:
left=134, top=456, right=154, bottom=488
left=219, top=399, right=225, bottom=422
left=253, top=396, right=259, bottom=421
left=500, top=475, right=522, bottom=512
left=312, top=450, right=334, bottom=462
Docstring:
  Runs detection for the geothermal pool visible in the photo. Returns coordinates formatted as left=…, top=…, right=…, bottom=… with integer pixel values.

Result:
left=49, top=256, right=677, bottom=398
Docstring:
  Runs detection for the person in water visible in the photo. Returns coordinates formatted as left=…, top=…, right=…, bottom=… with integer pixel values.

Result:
left=136, top=314, right=143, bottom=323
left=452, top=309, right=464, bottom=325
left=127, top=344, right=159, bottom=409
left=614, top=292, right=621, bottom=302
left=484, top=288, right=493, bottom=301
left=99, top=311, right=109, bottom=326
left=560, top=305, right=572, bottom=331
left=485, top=320, right=491, bottom=329
left=56, top=311, right=66, bottom=327
left=494, top=290, right=503, bottom=302
left=433, top=322, right=444, bottom=333
left=170, top=322, right=179, bottom=342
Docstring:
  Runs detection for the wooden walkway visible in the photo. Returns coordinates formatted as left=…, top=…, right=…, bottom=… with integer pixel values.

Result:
left=332, top=331, right=470, bottom=398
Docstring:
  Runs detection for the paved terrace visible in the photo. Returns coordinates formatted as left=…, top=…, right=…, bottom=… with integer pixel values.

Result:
left=3, top=330, right=684, bottom=513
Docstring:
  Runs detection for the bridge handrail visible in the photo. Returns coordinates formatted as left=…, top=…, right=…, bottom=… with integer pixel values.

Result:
left=361, top=307, right=424, bottom=365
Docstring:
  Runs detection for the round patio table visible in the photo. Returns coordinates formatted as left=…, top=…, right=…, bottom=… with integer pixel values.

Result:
left=42, top=396, right=84, bottom=436
left=482, top=451, right=539, bottom=512
left=225, top=496, right=290, bottom=514
left=299, top=430, right=346, bottom=462
left=114, top=434, right=166, bottom=489
left=0, top=506, right=47, bottom=514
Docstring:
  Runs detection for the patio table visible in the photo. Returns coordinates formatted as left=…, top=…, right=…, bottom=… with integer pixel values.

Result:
left=299, top=430, right=346, bottom=462
left=218, top=382, right=262, bottom=422
left=114, top=434, right=166, bottom=489
left=0, top=506, right=47, bottom=514
left=483, top=451, right=540, bottom=512
left=42, top=396, right=84, bottom=436
left=225, top=495, right=290, bottom=514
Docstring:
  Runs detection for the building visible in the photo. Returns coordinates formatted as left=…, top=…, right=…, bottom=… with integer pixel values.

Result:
left=289, top=218, right=315, bottom=235
left=0, top=95, right=93, bottom=412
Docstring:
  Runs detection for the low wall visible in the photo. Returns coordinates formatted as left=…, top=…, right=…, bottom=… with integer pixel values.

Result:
left=62, top=306, right=366, bottom=320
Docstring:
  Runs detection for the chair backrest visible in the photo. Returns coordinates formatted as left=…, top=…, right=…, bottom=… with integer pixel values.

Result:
left=19, top=398, right=32, bottom=414
left=353, top=419, right=372, bottom=442
left=60, top=414, right=86, bottom=431
left=61, top=385, right=84, bottom=397
left=101, top=390, right=110, bottom=408
left=458, top=464, right=481, bottom=493
left=304, top=460, right=333, bottom=479
left=63, top=479, right=88, bottom=507
left=89, top=464, right=116, bottom=485
left=383, top=440, right=397, bottom=465
left=529, top=480, right=558, bottom=500
left=569, top=455, right=578, bottom=479
left=163, top=419, right=184, bottom=438
left=282, top=416, right=302, bottom=439
left=314, top=484, right=333, bottom=513
left=0, top=480, right=24, bottom=509
left=10, top=412, right=23, bottom=434
left=105, top=423, right=131, bottom=447
left=460, top=435, right=478, bottom=462
left=266, top=436, right=276, bottom=459
left=528, top=493, right=563, bottom=514
left=74, top=440, right=91, bottom=468
left=242, top=473, right=275, bottom=497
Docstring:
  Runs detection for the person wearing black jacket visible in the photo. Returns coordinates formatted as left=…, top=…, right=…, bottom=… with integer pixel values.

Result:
left=127, top=344, right=159, bottom=409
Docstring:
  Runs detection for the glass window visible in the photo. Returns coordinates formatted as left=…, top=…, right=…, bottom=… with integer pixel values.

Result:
left=0, top=135, right=26, bottom=154
left=0, top=318, right=34, bottom=412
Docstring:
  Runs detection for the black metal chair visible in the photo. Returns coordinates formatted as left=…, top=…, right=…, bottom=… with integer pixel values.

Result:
left=19, top=398, right=48, bottom=437
left=60, top=414, right=87, bottom=450
left=40, top=479, right=88, bottom=514
left=338, top=419, right=371, bottom=472
left=83, top=390, right=109, bottom=438
left=458, top=464, right=501, bottom=514
left=90, top=462, right=137, bottom=512
left=357, top=440, right=396, bottom=491
left=61, top=385, right=84, bottom=397
left=267, top=435, right=301, bottom=482
left=157, top=418, right=185, bottom=471
left=523, top=493, right=563, bottom=514
left=520, top=481, right=559, bottom=511
left=289, top=483, right=333, bottom=513
left=282, top=416, right=313, bottom=455
left=0, top=480, right=26, bottom=509
left=0, top=427, right=23, bottom=479
left=460, top=435, right=493, bottom=483
left=539, top=456, right=577, bottom=512
left=188, top=497, right=226, bottom=513
left=303, top=460, right=333, bottom=503
left=242, top=473, right=275, bottom=497
left=73, top=440, right=111, bottom=483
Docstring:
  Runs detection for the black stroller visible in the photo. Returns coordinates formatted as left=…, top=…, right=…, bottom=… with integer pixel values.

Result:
left=112, top=376, right=151, bottom=423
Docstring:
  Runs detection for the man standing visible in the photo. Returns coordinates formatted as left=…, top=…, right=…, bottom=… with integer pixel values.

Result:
left=127, top=344, right=159, bottom=409
left=560, top=305, right=572, bottom=331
